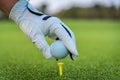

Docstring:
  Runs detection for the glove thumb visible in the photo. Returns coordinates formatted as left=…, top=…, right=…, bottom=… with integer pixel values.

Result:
left=33, top=34, right=52, bottom=59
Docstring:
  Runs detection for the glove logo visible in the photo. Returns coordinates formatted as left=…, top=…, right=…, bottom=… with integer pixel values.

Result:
left=42, top=16, right=52, bottom=20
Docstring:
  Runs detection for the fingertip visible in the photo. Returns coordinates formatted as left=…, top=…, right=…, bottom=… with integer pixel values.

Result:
left=74, top=49, right=79, bottom=56
left=44, top=53, right=52, bottom=59
left=72, top=55, right=76, bottom=61
left=68, top=45, right=78, bottom=56
left=43, top=47, right=52, bottom=59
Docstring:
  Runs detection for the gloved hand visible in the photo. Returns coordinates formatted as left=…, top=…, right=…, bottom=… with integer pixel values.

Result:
left=9, top=0, right=78, bottom=60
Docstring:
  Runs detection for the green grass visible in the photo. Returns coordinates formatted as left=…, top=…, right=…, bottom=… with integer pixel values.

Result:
left=0, top=19, right=120, bottom=80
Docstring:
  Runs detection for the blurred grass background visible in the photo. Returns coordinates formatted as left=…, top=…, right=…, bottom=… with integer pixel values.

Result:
left=0, top=19, right=120, bottom=79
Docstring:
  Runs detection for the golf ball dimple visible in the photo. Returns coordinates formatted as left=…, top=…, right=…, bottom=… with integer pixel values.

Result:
left=50, top=40, right=68, bottom=59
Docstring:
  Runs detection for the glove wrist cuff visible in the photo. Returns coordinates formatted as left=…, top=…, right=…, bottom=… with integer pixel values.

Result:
left=9, top=0, right=28, bottom=23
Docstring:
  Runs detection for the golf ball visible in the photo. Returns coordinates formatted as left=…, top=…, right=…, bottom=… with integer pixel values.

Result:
left=50, top=40, right=68, bottom=59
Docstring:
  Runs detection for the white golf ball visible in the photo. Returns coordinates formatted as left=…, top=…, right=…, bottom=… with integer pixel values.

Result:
left=50, top=40, right=68, bottom=59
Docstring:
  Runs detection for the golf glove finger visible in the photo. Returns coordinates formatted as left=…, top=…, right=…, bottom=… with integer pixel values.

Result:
left=47, top=18, right=78, bottom=60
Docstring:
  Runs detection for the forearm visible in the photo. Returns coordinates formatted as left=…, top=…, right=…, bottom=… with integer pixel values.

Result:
left=0, top=0, right=18, bottom=16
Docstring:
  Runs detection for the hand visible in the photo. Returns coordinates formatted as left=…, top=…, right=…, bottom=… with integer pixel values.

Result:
left=9, top=0, right=78, bottom=60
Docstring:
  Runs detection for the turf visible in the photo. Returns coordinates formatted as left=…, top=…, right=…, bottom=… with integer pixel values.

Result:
left=0, top=19, right=120, bottom=80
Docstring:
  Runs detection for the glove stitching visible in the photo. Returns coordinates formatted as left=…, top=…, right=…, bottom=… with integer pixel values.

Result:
left=60, top=23, right=72, bottom=38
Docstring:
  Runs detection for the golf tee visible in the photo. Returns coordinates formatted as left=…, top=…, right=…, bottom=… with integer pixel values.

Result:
left=58, top=62, right=63, bottom=76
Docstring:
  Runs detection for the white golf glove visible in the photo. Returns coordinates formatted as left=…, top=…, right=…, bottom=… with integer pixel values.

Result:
left=9, top=0, right=78, bottom=60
